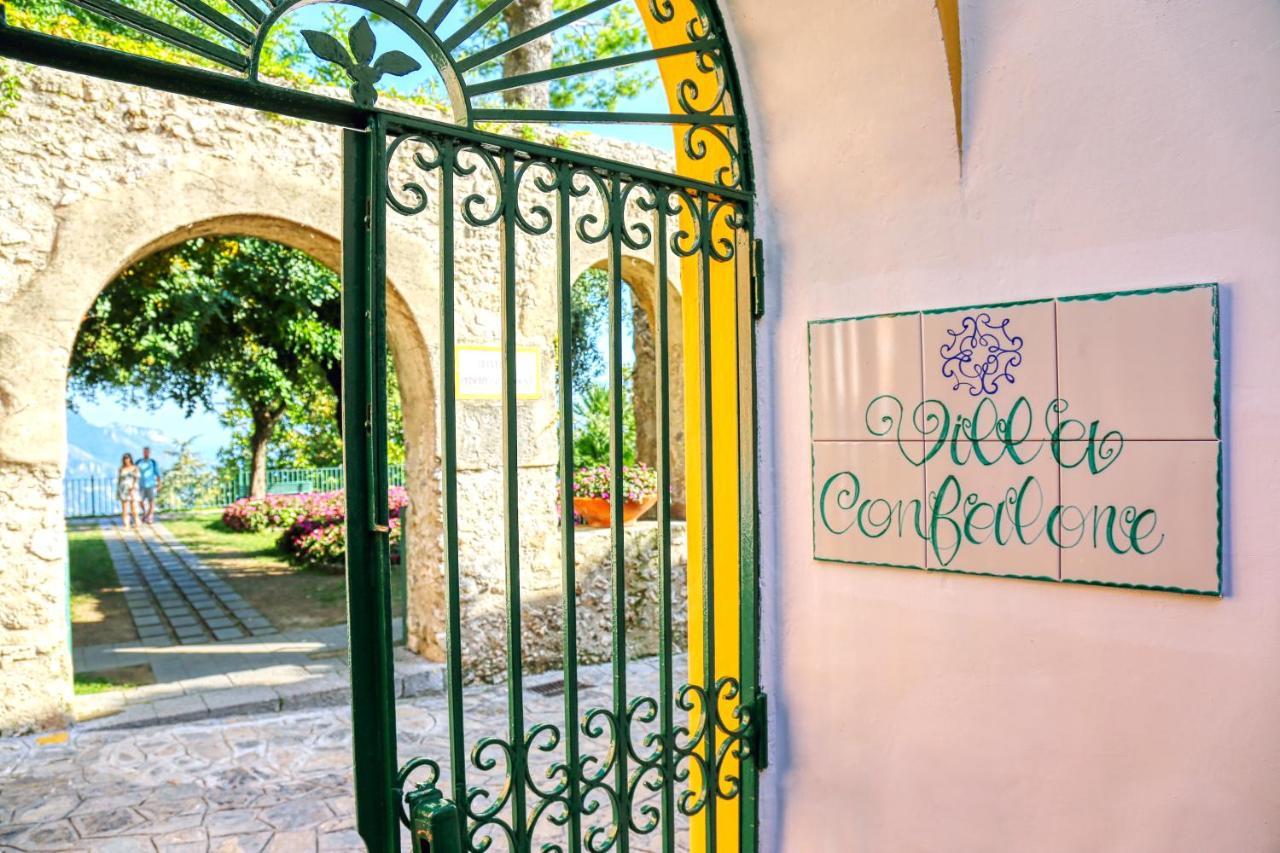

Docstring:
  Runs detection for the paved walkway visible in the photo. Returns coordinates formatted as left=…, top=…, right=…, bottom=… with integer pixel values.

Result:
left=102, top=522, right=276, bottom=646
left=71, top=623, right=440, bottom=731
left=0, top=657, right=690, bottom=852
left=74, top=624, right=350, bottom=686
left=73, top=521, right=436, bottom=731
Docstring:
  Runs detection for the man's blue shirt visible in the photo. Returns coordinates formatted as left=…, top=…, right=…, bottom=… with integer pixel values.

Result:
left=138, top=458, right=160, bottom=488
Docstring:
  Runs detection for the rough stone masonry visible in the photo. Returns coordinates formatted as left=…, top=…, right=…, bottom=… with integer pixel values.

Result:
left=0, top=62, right=688, bottom=734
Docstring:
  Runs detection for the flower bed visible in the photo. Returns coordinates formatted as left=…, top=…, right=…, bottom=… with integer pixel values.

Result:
left=222, top=487, right=408, bottom=571
left=221, top=491, right=337, bottom=532
left=281, top=513, right=403, bottom=572
left=572, top=462, right=658, bottom=503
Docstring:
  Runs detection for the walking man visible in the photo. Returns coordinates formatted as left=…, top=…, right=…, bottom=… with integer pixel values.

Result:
left=137, top=446, right=162, bottom=524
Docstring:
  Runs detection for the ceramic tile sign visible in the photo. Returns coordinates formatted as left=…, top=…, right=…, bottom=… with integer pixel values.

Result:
left=809, top=284, right=1221, bottom=595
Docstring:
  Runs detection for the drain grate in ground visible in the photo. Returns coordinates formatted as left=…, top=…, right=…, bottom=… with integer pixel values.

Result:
left=528, top=678, right=592, bottom=697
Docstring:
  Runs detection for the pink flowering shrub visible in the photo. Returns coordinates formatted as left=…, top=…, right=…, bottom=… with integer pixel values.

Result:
left=282, top=514, right=403, bottom=571
left=221, top=488, right=409, bottom=571
left=572, top=463, right=659, bottom=502
left=221, top=492, right=339, bottom=532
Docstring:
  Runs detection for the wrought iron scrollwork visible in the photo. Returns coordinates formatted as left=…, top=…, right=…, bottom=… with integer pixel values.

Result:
left=648, top=0, right=744, bottom=190
left=383, top=123, right=757, bottom=853
left=396, top=756, right=443, bottom=827
left=20, top=0, right=750, bottom=190
left=386, top=133, right=444, bottom=216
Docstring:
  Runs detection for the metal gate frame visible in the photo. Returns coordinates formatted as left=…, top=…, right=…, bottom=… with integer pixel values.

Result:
left=0, top=2, right=762, bottom=849
left=362, top=111, right=763, bottom=852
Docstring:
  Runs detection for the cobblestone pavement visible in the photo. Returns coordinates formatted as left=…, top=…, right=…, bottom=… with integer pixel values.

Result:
left=0, top=657, right=692, bottom=852
left=101, top=522, right=277, bottom=647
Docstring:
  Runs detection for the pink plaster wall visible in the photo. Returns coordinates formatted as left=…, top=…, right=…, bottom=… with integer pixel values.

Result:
left=727, top=1, right=1280, bottom=849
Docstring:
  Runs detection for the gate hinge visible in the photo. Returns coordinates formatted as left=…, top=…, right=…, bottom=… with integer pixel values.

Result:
left=752, top=691, right=769, bottom=770
left=750, top=238, right=765, bottom=320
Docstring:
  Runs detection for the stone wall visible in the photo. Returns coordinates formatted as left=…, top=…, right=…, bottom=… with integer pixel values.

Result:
left=0, top=63, right=681, bottom=733
left=463, top=521, right=689, bottom=682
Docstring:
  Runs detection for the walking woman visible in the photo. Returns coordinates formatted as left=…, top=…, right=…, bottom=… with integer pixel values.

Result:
left=117, top=452, right=140, bottom=528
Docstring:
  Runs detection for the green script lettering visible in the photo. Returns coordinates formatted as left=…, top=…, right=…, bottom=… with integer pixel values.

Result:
left=820, top=469, right=1164, bottom=568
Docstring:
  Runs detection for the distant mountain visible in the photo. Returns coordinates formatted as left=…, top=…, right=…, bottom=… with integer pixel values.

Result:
left=65, top=410, right=182, bottom=479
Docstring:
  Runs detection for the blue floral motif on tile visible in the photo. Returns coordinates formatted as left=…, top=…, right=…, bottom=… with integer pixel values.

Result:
left=939, top=312, right=1023, bottom=396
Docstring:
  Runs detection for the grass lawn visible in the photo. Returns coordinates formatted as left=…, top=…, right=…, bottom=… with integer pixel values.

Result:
left=67, top=525, right=137, bottom=648
left=73, top=664, right=155, bottom=695
left=163, top=511, right=404, bottom=631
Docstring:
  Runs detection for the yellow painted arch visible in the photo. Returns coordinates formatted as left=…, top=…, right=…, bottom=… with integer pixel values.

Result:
left=639, top=3, right=747, bottom=850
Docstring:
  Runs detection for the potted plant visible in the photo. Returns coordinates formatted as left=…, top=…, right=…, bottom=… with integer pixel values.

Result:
left=572, top=462, right=659, bottom=528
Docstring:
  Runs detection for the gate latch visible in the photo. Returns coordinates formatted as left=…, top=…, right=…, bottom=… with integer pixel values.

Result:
left=751, top=691, right=770, bottom=770
left=405, top=785, right=464, bottom=853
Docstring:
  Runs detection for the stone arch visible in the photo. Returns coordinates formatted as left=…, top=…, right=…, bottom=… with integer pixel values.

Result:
left=578, top=254, right=687, bottom=519
left=0, top=158, right=446, bottom=731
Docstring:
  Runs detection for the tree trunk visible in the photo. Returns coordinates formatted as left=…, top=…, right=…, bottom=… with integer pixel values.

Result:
left=502, top=0, right=554, bottom=108
left=248, top=406, right=280, bottom=498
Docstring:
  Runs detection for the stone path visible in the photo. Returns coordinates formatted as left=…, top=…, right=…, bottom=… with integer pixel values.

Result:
left=101, top=522, right=277, bottom=646
left=74, top=624, right=351, bottom=685
left=71, top=622, right=440, bottom=731
left=73, top=520, right=438, bottom=732
left=0, top=657, right=691, bottom=852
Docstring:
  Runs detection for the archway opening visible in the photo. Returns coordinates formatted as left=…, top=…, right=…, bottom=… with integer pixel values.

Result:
left=573, top=259, right=687, bottom=519
left=60, top=224, right=441, bottom=709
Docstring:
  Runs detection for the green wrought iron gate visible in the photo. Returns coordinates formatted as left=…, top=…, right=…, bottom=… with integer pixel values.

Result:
left=347, top=111, right=764, bottom=852
left=0, top=0, right=762, bottom=849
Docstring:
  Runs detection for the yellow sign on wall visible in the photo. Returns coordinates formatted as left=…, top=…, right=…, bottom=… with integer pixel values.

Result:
left=455, top=344, right=541, bottom=400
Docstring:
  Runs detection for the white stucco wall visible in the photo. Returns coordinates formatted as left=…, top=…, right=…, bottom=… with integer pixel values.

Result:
left=730, top=1, right=1280, bottom=850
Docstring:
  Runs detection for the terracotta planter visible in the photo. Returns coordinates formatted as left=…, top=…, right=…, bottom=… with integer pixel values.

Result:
left=573, top=494, right=658, bottom=528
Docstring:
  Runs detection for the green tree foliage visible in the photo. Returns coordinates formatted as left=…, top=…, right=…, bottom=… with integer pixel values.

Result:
left=217, top=354, right=406, bottom=473
left=572, top=379, right=636, bottom=468
left=13, top=0, right=651, bottom=111
left=568, top=267, right=609, bottom=397
left=161, top=438, right=222, bottom=510
left=462, top=0, right=652, bottom=109
left=9, top=0, right=365, bottom=88
left=0, top=61, right=19, bottom=119
left=71, top=237, right=342, bottom=497
left=545, top=0, right=651, bottom=110
left=567, top=266, right=641, bottom=468
left=217, top=382, right=342, bottom=474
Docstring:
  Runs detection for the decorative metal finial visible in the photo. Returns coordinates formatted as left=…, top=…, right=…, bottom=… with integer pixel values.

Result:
left=302, top=17, right=421, bottom=108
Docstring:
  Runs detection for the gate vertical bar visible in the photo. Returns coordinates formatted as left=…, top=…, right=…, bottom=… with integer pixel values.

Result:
left=654, top=190, right=675, bottom=853
left=735, top=222, right=761, bottom=853
left=697, top=193, right=717, bottom=853
left=342, top=115, right=398, bottom=853
left=556, top=163, right=584, bottom=853
left=607, top=172, right=630, bottom=853
left=438, top=139, right=469, bottom=814
left=500, top=147, right=529, bottom=849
